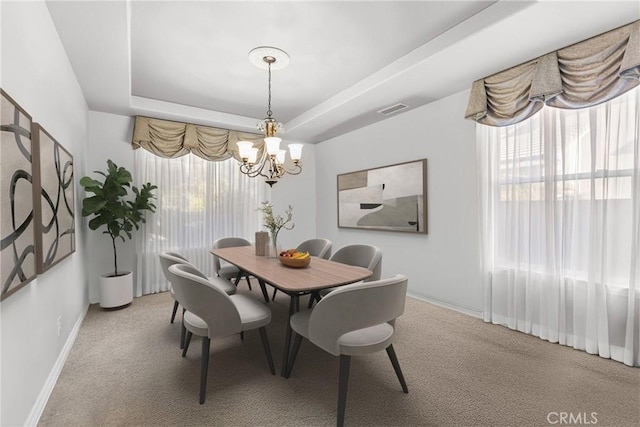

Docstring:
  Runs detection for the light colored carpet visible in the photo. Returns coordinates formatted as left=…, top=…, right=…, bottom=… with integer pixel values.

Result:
left=39, top=288, right=639, bottom=426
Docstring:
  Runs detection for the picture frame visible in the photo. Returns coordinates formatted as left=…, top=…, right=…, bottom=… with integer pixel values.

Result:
left=32, top=123, right=76, bottom=273
left=1, top=89, right=37, bottom=301
left=337, top=159, right=427, bottom=234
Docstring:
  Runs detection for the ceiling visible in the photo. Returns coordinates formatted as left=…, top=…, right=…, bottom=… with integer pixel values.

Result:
left=46, top=1, right=639, bottom=144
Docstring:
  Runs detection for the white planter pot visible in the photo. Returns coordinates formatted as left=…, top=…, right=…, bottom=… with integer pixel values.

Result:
left=99, top=271, right=133, bottom=309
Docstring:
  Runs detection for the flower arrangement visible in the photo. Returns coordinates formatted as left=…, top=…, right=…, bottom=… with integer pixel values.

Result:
left=258, top=201, right=294, bottom=254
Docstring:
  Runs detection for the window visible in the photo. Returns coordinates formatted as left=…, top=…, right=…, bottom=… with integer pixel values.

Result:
left=133, top=149, right=266, bottom=295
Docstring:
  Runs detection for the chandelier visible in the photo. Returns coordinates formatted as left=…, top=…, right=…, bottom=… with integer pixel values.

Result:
left=237, top=46, right=302, bottom=187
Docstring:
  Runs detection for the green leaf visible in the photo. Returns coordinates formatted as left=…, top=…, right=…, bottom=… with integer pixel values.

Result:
left=82, top=196, right=107, bottom=216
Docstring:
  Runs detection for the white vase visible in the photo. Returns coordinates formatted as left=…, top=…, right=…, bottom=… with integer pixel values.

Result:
left=99, top=271, right=133, bottom=309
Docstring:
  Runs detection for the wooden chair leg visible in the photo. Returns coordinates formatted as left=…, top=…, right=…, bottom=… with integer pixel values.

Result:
left=258, top=327, right=276, bottom=375
left=199, top=337, right=210, bottom=404
left=170, top=300, right=179, bottom=323
left=182, top=331, right=192, bottom=357
left=285, top=333, right=303, bottom=378
left=337, top=355, right=351, bottom=427
left=386, top=344, right=408, bottom=393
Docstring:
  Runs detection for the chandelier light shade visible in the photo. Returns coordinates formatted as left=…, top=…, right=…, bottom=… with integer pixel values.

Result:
left=237, top=46, right=302, bottom=187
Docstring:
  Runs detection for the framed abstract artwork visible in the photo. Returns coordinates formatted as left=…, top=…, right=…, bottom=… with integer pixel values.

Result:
left=32, top=124, right=75, bottom=273
left=1, top=89, right=37, bottom=301
left=337, top=159, right=427, bottom=234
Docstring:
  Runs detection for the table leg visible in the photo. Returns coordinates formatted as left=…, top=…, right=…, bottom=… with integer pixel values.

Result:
left=280, top=294, right=298, bottom=377
left=257, top=279, right=270, bottom=302
left=233, top=271, right=243, bottom=287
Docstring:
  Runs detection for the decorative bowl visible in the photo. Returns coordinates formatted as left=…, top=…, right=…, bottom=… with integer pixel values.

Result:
left=279, top=255, right=311, bottom=268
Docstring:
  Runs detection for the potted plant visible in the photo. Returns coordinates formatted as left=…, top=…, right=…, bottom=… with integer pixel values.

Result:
left=80, top=160, right=156, bottom=308
left=258, top=201, right=294, bottom=257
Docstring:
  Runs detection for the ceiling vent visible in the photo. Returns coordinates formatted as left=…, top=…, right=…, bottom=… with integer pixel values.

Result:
left=377, top=103, right=408, bottom=115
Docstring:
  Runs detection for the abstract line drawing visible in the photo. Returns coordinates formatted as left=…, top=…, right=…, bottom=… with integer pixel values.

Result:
left=33, top=124, right=75, bottom=273
left=337, top=159, right=427, bottom=234
left=1, top=89, right=37, bottom=301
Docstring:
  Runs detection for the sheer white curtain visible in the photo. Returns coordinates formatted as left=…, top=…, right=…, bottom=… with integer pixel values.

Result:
left=133, top=148, right=267, bottom=297
left=478, top=87, right=639, bottom=366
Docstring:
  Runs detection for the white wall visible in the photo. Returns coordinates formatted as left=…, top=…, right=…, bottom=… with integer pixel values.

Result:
left=0, top=1, right=89, bottom=425
left=271, top=141, right=317, bottom=250
left=315, top=90, right=482, bottom=314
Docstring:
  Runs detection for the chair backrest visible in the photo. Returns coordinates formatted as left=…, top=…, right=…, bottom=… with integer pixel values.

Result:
left=167, top=263, right=242, bottom=337
left=308, top=274, right=408, bottom=356
left=159, top=252, right=208, bottom=282
left=296, top=238, right=332, bottom=260
left=330, top=244, right=382, bottom=282
left=211, top=237, right=251, bottom=274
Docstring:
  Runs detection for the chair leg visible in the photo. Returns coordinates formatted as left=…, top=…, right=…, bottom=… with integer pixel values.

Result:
left=307, top=291, right=319, bottom=309
left=337, top=355, right=351, bottom=427
left=182, top=331, right=192, bottom=357
left=272, top=287, right=278, bottom=301
left=199, top=337, right=211, bottom=404
left=258, top=327, right=276, bottom=375
left=170, top=300, right=179, bottom=323
left=285, top=333, right=303, bottom=378
left=240, top=331, right=244, bottom=341
left=386, top=344, right=408, bottom=393
left=245, top=275, right=253, bottom=290
left=180, top=313, right=186, bottom=349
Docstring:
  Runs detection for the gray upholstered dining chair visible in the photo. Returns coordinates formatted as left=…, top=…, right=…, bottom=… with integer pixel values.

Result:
left=286, top=274, right=409, bottom=427
left=167, top=263, right=276, bottom=404
left=297, top=238, right=332, bottom=260
left=309, top=244, right=382, bottom=306
left=330, top=244, right=381, bottom=281
left=158, top=252, right=189, bottom=324
left=211, top=236, right=260, bottom=292
left=159, top=252, right=236, bottom=349
left=272, top=238, right=333, bottom=301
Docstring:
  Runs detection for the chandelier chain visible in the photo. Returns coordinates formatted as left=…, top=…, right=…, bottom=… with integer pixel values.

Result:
left=267, top=62, right=272, bottom=118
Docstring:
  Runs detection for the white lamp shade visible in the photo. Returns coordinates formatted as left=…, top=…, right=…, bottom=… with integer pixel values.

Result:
left=247, top=147, right=259, bottom=164
left=237, top=141, right=254, bottom=159
left=276, top=149, right=286, bottom=164
left=288, top=143, right=303, bottom=161
left=264, top=137, right=281, bottom=155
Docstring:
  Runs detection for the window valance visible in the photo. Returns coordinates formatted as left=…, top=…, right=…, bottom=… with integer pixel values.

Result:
left=131, top=116, right=265, bottom=161
left=465, top=20, right=639, bottom=127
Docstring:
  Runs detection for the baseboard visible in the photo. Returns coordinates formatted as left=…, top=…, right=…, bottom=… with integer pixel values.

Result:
left=407, top=291, right=483, bottom=319
left=24, top=303, right=89, bottom=426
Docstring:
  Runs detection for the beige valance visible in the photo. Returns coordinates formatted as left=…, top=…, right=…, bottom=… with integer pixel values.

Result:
left=131, top=116, right=265, bottom=161
left=465, top=20, right=640, bottom=127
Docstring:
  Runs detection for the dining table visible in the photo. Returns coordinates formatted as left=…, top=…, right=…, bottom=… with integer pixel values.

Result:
left=210, top=245, right=372, bottom=377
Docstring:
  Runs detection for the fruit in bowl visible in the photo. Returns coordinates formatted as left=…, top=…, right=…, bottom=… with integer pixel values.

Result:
left=279, top=249, right=311, bottom=268
left=279, top=249, right=309, bottom=259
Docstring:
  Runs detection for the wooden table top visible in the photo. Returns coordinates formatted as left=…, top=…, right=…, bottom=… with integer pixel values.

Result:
left=211, top=246, right=372, bottom=293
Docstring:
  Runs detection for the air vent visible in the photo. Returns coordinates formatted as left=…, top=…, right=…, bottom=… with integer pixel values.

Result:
left=377, top=103, right=408, bottom=115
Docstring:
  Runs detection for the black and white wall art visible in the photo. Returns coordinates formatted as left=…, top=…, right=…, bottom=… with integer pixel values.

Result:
left=32, top=124, right=75, bottom=273
left=337, top=159, right=427, bottom=234
left=1, top=90, right=37, bottom=300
